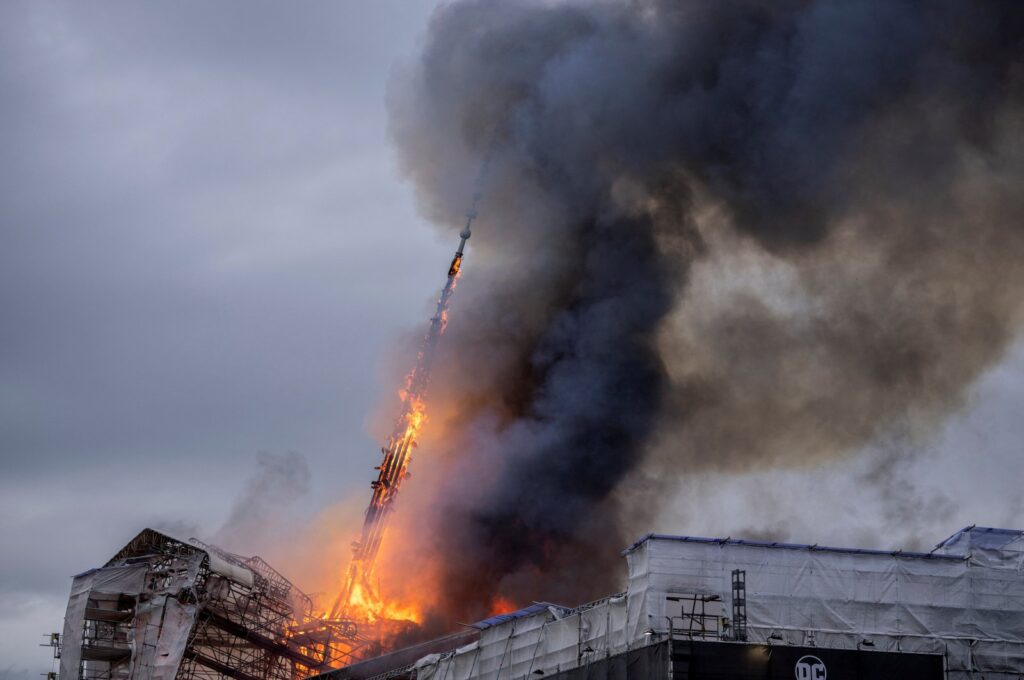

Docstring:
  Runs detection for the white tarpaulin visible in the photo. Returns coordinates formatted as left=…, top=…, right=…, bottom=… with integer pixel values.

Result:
left=127, top=595, right=197, bottom=680
left=413, top=527, right=1023, bottom=680
left=58, top=565, right=151, bottom=680
left=626, top=527, right=1024, bottom=678
left=415, top=597, right=647, bottom=680
left=58, top=541, right=207, bottom=680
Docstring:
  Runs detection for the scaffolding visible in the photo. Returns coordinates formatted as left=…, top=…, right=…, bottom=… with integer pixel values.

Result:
left=665, top=593, right=725, bottom=640
left=58, top=529, right=358, bottom=680
left=730, top=569, right=747, bottom=642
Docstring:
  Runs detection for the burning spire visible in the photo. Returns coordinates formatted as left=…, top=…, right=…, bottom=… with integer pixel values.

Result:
left=329, top=193, right=483, bottom=623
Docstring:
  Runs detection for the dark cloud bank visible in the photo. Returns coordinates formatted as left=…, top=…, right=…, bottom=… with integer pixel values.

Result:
left=386, top=0, right=1024, bottom=627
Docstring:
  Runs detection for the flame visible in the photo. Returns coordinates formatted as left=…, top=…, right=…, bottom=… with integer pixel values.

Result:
left=448, top=253, right=463, bottom=277
left=318, top=382, right=432, bottom=632
left=488, top=595, right=518, bottom=616
left=346, top=580, right=423, bottom=624
left=309, top=255, right=468, bottom=664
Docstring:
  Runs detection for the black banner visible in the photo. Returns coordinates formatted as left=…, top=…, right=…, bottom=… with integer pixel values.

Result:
left=675, top=641, right=944, bottom=679
left=549, top=640, right=943, bottom=680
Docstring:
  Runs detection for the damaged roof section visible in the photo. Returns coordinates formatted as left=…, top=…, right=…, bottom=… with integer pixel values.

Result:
left=61, top=528, right=348, bottom=680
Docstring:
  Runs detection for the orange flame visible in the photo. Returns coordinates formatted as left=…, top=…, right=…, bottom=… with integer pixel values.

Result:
left=488, top=595, right=518, bottom=616
left=346, top=580, right=423, bottom=624
left=314, top=260, right=468, bottom=662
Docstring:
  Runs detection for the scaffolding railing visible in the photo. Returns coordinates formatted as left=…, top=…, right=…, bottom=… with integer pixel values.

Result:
left=666, top=593, right=726, bottom=640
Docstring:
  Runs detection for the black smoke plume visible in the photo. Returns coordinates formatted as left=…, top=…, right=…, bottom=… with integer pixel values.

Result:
left=385, top=0, right=1024, bottom=624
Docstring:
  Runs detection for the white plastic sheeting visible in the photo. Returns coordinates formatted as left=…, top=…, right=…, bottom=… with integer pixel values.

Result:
left=127, top=596, right=197, bottom=680
left=415, top=596, right=642, bottom=680
left=206, top=551, right=255, bottom=588
left=58, top=565, right=152, bottom=680
left=59, top=572, right=96, bottom=680
left=936, top=526, right=1024, bottom=570
left=59, top=550, right=207, bottom=680
left=626, top=528, right=1024, bottom=678
left=412, top=528, right=1024, bottom=680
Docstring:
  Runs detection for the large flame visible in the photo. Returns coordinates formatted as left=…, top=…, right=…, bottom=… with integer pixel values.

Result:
left=311, top=258, right=467, bottom=659
left=307, top=181, right=492, bottom=664
left=346, top=579, right=423, bottom=624
left=334, top=392, right=428, bottom=625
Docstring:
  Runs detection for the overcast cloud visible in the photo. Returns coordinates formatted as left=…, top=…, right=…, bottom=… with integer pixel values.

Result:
left=1, top=1, right=1022, bottom=676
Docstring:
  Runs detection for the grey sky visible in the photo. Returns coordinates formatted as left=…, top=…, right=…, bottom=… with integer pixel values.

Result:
left=1, top=1, right=1022, bottom=677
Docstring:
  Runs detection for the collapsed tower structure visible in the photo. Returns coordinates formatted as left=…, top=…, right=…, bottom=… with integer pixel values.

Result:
left=58, top=529, right=352, bottom=680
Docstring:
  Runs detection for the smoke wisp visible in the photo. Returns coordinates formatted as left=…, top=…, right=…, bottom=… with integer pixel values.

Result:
left=214, top=451, right=310, bottom=555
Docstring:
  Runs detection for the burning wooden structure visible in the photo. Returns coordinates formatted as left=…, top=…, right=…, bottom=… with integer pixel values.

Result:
left=329, top=209, right=479, bottom=625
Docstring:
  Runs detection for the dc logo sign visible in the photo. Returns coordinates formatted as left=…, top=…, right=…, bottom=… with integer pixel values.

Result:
left=794, top=655, right=827, bottom=680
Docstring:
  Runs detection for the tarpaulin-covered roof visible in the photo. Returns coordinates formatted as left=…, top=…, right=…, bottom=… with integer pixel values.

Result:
left=469, top=602, right=567, bottom=630
left=935, top=525, right=1024, bottom=552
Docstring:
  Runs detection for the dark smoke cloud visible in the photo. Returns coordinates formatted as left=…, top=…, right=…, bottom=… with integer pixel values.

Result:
left=386, top=0, right=1024, bottom=624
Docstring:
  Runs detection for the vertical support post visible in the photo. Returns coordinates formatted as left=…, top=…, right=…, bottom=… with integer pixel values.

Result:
left=731, top=569, right=747, bottom=642
left=665, top=617, right=674, bottom=680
